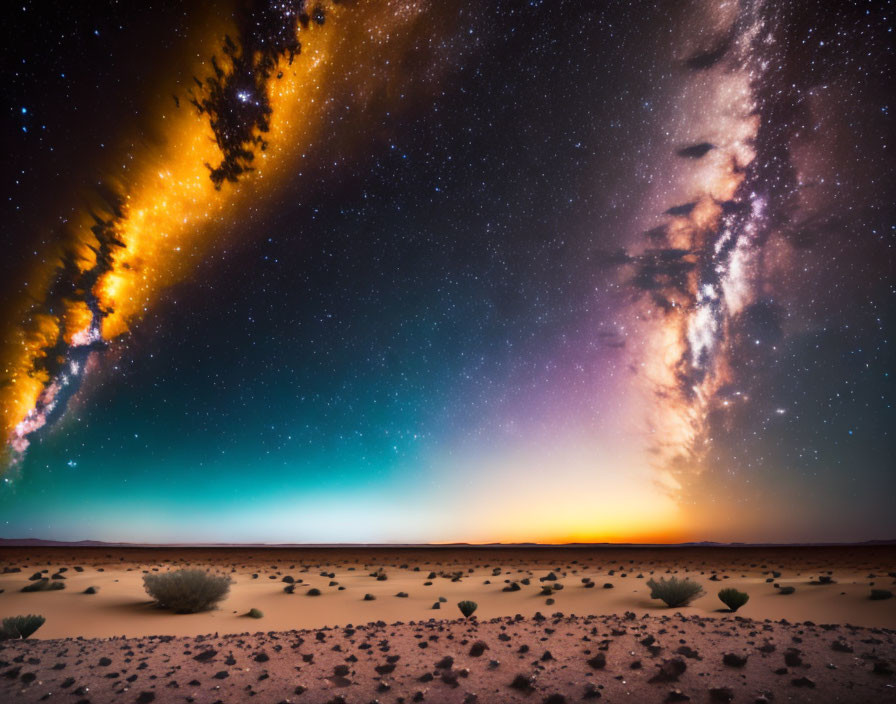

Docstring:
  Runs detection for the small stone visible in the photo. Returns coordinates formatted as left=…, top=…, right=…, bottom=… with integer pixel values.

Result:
left=722, top=653, right=748, bottom=668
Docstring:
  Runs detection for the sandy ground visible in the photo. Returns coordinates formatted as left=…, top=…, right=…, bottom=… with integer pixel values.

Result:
left=1, top=547, right=894, bottom=639
left=1, top=547, right=895, bottom=702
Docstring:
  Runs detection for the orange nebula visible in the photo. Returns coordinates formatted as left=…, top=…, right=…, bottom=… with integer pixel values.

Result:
left=1, top=0, right=440, bottom=468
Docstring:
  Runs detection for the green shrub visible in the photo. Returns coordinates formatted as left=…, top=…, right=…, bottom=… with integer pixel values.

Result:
left=0, top=614, right=45, bottom=639
left=778, top=586, right=795, bottom=595
left=646, top=577, right=704, bottom=607
left=84, top=586, right=98, bottom=594
left=458, top=600, right=478, bottom=618
left=306, top=587, right=321, bottom=596
left=718, top=588, right=749, bottom=612
left=870, top=589, right=893, bottom=601
left=247, top=608, right=263, bottom=618
left=143, top=569, right=231, bottom=613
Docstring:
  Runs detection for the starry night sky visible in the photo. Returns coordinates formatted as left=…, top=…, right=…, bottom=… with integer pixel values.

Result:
left=1, top=0, right=893, bottom=544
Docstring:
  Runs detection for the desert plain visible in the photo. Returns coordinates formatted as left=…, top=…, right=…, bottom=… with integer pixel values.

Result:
left=1, top=545, right=894, bottom=703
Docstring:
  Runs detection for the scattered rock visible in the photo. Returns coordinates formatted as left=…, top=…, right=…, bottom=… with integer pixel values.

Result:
left=722, top=653, right=748, bottom=667
left=649, top=658, right=686, bottom=683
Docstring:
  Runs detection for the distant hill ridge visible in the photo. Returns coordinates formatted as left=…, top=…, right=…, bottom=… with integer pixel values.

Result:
left=0, top=537, right=894, bottom=549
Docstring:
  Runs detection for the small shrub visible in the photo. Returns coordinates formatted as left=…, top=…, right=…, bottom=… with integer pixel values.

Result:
left=306, top=588, right=321, bottom=596
left=84, top=586, right=98, bottom=594
left=870, top=589, right=893, bottom=601
left=458, top=600, right=478, bottom=618
left=1, top=614, right=45, bottom=639
left=718, top=588, right=749, bottom=612
left=143, top=569, right=231, bottom=613
left=647, top=577, right=704, bottom=607
left=778, top=586, right=796, bottom=595
left=363, top=593, right=376, bottom=601
left=247, top=608, right=263, bottom=619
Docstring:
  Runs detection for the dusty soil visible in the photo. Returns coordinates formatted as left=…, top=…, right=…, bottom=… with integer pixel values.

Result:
left=1, top=611, right=894, bottom=703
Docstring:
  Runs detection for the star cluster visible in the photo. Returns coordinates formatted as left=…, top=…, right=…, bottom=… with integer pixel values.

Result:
left=0, top=0, right=892, bottom=543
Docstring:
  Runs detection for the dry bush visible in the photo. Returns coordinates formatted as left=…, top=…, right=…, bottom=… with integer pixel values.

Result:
left=457, top=599, right=478, bottom=617
left=0, top=614, right=45, bottom=639
left=647, top=577, right=705, bottom=607
left=718, top=588, right=749, bottom=612
left=143, top=569, right=231, bottom=613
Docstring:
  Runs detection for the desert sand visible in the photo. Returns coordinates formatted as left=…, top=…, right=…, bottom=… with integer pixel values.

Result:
left=1, top=546, right=895, bottom=702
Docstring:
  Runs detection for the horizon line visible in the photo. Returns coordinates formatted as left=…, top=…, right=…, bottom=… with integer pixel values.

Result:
left=1, top=537, right=895, bottom=549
